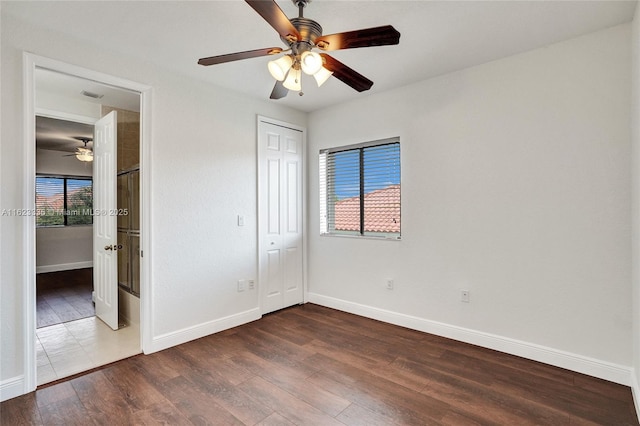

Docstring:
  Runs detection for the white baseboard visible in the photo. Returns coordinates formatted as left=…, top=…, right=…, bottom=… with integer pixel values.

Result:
left=0, top=375, right=25, bottom=402
left=36, top=261, right=93, bottom=274
left=307, top=292, right=633, bottom=386
left=148, top=308, right=261, bottom=354
left=631, top=369, right=640, bottom=423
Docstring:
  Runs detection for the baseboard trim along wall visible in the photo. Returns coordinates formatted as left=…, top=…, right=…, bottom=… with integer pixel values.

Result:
left=0, top=375, right=24, bottom=402
left=307, top=292, right=633, bottom=386
left=631, top=370, right=640, bottom=423
left=148, top=308, right=261, bottom=354
left=36, top=261, right=93, bottom=274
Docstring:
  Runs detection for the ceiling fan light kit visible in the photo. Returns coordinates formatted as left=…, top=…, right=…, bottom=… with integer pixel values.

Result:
left=283, top=66, right=302, bottom=91
left=268, top=55, right=293, bottom=81
left=312, top=65, right=333, bottom=87
left=75, top=148, right=94, bottom=162
left=198, top=0, right=400, bottom=99
left=65, top=136, right=94, bottom=162
left=300, top=51, right=323, bottom=75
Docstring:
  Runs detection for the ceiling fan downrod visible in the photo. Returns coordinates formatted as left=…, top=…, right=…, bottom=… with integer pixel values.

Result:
left=293, top=0, right=309, bottom=18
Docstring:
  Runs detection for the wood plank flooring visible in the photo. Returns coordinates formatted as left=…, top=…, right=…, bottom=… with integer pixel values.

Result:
left=37, top=269, right=94, bottom=328
left=2, top=303, right=637, bottom=425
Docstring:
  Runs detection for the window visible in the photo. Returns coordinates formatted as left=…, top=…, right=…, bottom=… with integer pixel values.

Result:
left=320, top=138, right=400, bottom=239
left=36, top=176, right=93, bottom=226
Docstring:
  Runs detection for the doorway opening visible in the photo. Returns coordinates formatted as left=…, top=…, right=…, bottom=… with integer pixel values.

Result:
left=23, top=54, right=152, bottom=391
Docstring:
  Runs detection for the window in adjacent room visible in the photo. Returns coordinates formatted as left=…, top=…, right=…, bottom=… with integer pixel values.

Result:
left=319, top=138, right=400, bottom=239
left=36, top=176, right=93, bottom=226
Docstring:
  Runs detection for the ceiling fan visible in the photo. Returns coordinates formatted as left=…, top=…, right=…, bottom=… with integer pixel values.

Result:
left=198, top=0, right=401, bottom=99
left=63, top=137, right=93, bottom=162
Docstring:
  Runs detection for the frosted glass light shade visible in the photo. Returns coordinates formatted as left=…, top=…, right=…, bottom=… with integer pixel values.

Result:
left=300, top=51, right=322, bottom=75
left=313, top=67, right=333, bottom=87
left=267, top=55, right=293, bottom=81
left=76, top=148, right=93, bottom=162
left=283, top=68, right=302, bottom=91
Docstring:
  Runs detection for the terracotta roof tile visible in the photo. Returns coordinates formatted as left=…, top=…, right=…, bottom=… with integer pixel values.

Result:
left=334, top=184, right=400, bottom=233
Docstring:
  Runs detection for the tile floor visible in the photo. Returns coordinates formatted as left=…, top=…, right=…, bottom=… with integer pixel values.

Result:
left=36, top=316, right=141, bottom=386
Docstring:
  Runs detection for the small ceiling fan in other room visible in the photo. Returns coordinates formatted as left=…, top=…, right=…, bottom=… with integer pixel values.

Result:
left=63, top=137, right=94, bottom=162
left=197, top=0, right=401, bottom=99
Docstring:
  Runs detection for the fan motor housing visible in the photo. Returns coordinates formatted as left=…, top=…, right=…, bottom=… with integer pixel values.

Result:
left=285, top=17, right=323, bottom=47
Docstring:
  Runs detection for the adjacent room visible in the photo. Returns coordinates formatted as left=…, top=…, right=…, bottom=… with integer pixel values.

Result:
left=32, top=69, right=143, bottom=385
left=2, top=0, right=640, bottom=424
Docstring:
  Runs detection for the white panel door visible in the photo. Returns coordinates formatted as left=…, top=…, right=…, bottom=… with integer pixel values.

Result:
left=258, top=120, right=304, bottom=314
left=93, top=111, right=119, bottom=330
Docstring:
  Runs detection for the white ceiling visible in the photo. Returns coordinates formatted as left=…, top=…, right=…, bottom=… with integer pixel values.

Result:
left=36, top=116, right=94, bottom=153
left=4, top=1, right=637, bottom=112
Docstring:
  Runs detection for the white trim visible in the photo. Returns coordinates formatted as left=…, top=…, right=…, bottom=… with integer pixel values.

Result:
left=22, top=52, right=153, bottom=396
left=258, top=116, right=306, bottom=133
left=0, top=376, right=25, bottom=402
left=632, top=370, right=640, bottom=423
left=35, top=107, right=97, bottom=125
left=256, top=116, right=308, bottom=309
left=36, top=261, right=93, bottom=274
left=148, top=308, right=261, bottom=354
left=23, top=52, right=37, bottom=397
left=139, top=85, right=153, bottom=355
left=307, top=292, right=634, bottom=386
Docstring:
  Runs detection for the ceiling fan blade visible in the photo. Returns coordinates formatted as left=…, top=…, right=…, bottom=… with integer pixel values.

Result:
left=316, top=25, right=400, bottom=51
left=320, top=54, right=373, bottom=92
left=269, top=80, right=288, bottom=99
left=198, top=47, right=283, bottom=66
left=245, top=0, right=300, bottom=41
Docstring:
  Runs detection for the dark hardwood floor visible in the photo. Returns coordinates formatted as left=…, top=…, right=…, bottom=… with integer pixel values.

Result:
left=2, top=303, right=637, bottom=425
left=37, top=268, right=94, bottom=328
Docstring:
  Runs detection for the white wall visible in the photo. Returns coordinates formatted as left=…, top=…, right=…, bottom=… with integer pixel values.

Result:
left=1, top=11, right=306, bottom=397
left=36, top=227, right=92, bottom=273
left=36, top=148, right=94, bottom=177
left=308, top=24, right=632, bottom=377
left=631, top=0, right=640, bottom=412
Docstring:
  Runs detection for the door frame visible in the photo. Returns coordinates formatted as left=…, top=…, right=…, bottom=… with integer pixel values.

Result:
left=256, top=116, right=308, bottom=314
left=22, top=52, right=153, bottom=393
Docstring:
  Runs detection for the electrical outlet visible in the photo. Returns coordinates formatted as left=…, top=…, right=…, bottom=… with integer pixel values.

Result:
left=248, top=280, right=255, bottom=290
left=386, top=279, right=394, bottom=290
left=461, top=290, right=470, bottom=303
left=238, top=280, right=245, bottom=292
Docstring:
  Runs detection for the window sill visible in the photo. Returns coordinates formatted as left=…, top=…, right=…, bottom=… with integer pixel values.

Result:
left=320, top=233, right=401, bottom=242
left=36, top=224, right=93, bottom=229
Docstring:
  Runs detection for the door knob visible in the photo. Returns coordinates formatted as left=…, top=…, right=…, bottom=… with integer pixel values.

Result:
left=104, top=245, right=113, bottom=251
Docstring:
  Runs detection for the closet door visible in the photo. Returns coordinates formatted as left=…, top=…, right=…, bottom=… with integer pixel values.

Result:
left=258, top=119, right=304, bottom=314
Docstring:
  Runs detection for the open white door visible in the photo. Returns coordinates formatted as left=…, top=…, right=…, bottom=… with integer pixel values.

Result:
left=258, top=119, right=304, bottom=314
left=93, top=111, right=119, bottom=330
